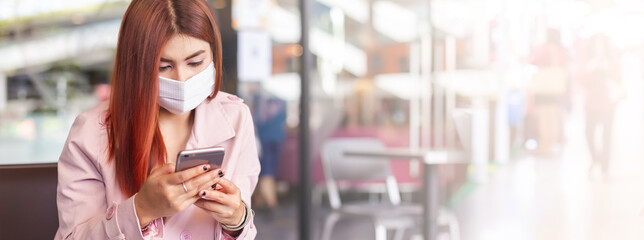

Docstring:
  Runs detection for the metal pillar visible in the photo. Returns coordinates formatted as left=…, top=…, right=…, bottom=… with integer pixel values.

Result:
left=298, top=0, right=312, bottom=239
left=423, top=164, right=439, bottom=240
left=0, top=73, right=6, bottom=112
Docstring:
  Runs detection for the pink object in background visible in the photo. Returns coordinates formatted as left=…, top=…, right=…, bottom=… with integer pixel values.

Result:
left=93, top=84, right=111, bottom=102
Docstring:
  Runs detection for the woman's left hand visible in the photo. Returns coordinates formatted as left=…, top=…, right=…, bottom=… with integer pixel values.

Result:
left=194, top=173, right=245, bottom=228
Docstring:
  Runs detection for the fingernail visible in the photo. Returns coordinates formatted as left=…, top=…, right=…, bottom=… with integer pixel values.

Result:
left=218, top=170, right=223, bottom=177
left=202, top=191, right=207, bottom=196
left=211, top=184, right=217, bottom=189
left=203, top=165, right=210, bottom=171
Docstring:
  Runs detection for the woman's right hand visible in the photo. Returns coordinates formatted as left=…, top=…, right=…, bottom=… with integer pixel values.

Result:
left=134, top=163, right=222, bottom=228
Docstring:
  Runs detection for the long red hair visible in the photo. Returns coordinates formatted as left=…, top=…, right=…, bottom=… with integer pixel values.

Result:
left=106, top=0, right=223, bottom=197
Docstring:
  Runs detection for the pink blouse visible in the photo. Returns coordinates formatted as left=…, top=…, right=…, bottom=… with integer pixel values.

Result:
left=55, top=92, right=260, bottom=239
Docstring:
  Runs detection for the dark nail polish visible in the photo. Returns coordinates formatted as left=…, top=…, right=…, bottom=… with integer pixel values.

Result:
left=211, top=184, right=217, bottom=189
left=218, top=170, right=223, bottom=177
left=203, top=165, right=208, bottom=171
left=202, top=191, right=206, bottom=196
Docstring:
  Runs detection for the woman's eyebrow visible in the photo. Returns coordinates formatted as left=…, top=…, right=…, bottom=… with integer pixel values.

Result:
left=160, top=50, right=205, bottom=63
left=184, top=50, right=205, bottom=60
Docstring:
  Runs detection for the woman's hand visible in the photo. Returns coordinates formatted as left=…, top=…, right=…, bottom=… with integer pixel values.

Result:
left=134, top=163, right=223, bottom=228
left=194, top=173, right=246, bottom=234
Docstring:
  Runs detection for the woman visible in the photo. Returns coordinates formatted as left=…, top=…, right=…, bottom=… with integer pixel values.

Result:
left=55, top=0, right=260, bottom=239
left=583, top=34, right=623, bottom=177
left=529, top=28, right=569, bottom=156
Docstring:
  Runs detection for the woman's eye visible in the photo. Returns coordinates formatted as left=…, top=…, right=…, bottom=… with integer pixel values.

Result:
left=159, top=65, right=172, bottom=72
left=188, top=61, right=203, bottom=67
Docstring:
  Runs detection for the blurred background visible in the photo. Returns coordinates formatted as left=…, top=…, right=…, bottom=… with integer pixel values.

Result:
left=1, top=0, right=644, bottom=239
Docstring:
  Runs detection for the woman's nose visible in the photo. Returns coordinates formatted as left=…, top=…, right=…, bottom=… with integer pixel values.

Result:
left=175, top=68, right=190, bottom=82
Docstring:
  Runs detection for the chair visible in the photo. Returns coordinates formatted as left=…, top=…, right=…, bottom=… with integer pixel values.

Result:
left=320, top=138, right=415, bottom=240
left=0, top=163, right=59, bottom=239
left=320, top=138, right=460, bottom=240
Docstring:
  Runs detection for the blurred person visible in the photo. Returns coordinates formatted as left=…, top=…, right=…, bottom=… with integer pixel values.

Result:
left=93, top=84, right=111, bottom=102
left=529, top=28, right=569, bottom=156
left=582, top=34, right=624, bottom=177
left=55, top=0, right=260, bottom=239
left=508, top=89, right=526, bottom=150
left=249, top=84, right=287, bottom=214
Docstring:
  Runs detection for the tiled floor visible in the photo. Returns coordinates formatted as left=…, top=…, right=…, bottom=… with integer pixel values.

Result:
left=255, top=92, right=644, bottom=239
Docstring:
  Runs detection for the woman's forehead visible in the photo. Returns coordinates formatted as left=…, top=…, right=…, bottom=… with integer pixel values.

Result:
left=162, top=34, right=210, bottom=59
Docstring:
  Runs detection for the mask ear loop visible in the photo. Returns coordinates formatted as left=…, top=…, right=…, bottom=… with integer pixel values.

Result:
left=211, top=57, right=217, bottom=99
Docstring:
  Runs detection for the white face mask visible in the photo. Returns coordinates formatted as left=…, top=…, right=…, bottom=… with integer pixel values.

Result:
left=158, top=61, right=215, bottom=115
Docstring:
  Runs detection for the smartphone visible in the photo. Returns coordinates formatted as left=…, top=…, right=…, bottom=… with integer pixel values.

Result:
left=175, top=146, right=225, bottom=172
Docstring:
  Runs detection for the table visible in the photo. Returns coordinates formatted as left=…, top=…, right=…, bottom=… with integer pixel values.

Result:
left=344, top=149, right=468, bottom=240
